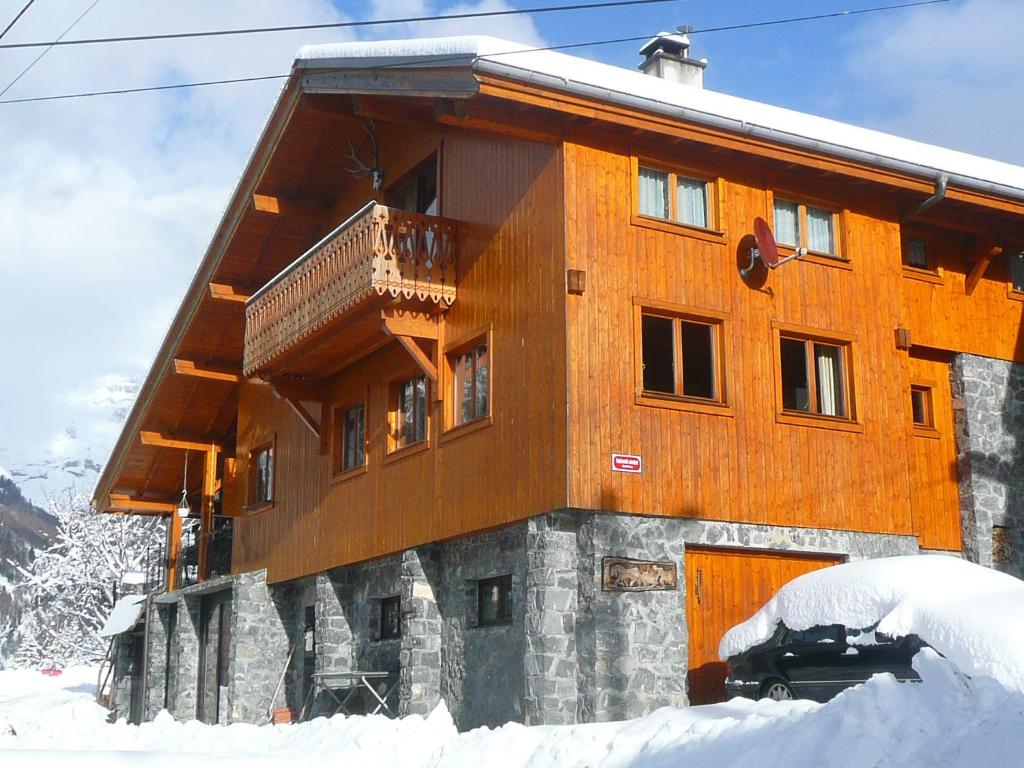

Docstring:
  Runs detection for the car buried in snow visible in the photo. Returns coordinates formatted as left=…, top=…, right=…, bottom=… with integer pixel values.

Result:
left=723, top=621, right=927, bottom=702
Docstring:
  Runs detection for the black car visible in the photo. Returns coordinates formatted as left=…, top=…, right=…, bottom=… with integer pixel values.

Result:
left=724, top=622, right=925, bottom=702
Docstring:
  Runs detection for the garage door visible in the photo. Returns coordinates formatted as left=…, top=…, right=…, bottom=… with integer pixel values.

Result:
left=685, top=547, right=841, bottom=705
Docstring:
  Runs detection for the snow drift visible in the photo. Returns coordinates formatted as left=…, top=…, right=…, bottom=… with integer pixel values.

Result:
left=718, top=555, right=1024, bottom=692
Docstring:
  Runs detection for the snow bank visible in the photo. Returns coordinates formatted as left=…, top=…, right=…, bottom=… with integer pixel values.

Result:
left=6, top=653, right=1024, bottom=766
left=294, top=36, right=1024, bottom=196
left=719, top=555, right=1024, bottom=691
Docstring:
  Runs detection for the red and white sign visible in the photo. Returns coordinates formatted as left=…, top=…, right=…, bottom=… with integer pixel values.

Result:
left=611, top=453, right=643, bottom=474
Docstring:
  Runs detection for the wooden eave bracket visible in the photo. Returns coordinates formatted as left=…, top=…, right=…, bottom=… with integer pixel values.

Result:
left=139, top=431, right=223, bottom=452
left=270, top=377, right=326, bottom=439
left=381, top=308, right=439, bottom=381
left=173, top=358, right=242, bottom=383
left=964, top=237, right=1003, bottom=296
left=209, top=282, right=251, bottom=303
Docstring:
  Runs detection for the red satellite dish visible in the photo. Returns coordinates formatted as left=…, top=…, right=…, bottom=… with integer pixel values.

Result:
left=753, top=216, right=779, bottom=268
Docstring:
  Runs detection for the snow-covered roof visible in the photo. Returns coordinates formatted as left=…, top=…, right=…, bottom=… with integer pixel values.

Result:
left=98, top=594, right=146, bottom=637
left=295, top=36, right=1024, bottom=201
left=719, top=555, right=1024, bottom=693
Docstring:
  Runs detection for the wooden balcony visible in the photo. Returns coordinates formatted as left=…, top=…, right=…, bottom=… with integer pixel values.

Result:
left=244, top=202, right=457, bottom=377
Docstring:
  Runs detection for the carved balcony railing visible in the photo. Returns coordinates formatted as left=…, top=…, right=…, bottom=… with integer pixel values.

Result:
left=244, top=202, right=457, bottom=376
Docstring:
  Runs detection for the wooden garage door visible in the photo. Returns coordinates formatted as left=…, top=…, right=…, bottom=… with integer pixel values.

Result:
left=685, top=547, right=840, bottom=705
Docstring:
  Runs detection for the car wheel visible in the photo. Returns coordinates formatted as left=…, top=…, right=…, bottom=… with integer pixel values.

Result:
left=760, top=678, right=795, bottom=702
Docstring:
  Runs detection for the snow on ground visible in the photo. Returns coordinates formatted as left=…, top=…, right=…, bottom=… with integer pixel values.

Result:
left=4, top=652, right=1024, bottom=767
left=719, top=555, right=1024, bottom=693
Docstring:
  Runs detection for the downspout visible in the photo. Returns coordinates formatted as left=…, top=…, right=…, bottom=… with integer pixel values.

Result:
left=902, top=174, right=949, bottom=222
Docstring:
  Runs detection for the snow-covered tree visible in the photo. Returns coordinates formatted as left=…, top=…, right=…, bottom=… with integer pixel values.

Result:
left=11, top=491, right=164, bottom=668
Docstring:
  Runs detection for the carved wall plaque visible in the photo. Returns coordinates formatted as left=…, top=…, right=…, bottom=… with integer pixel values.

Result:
left=602, top=557, right=677, bottom=592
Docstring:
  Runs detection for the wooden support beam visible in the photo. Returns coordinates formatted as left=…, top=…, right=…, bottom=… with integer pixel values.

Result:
left=395, top=335, right=438, bottom=382
left=381, top=308, right=439, bottom=339
left=209, top=282, right=250, bottom=303
left=283, top=396, right=321, bottom=438
left=964, top=237, right=1003, bottom=296
left=108, top=494, right=177, bottom=514
left=198, top=445, right=217, bottom=582
left=167, top=507, right=182, bottom=592
left=252, top=193, right=280, bottom=214
left=139, top=431, right=223, bottom=453
left=173, top=358, right=242, bottom=383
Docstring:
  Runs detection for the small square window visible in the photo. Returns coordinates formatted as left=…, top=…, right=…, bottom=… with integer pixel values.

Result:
left=910, top=386, right=933, bottom=428
left=248, top=443, right=274, bottom=506
left=392, top=375, right=427, bottom=450
left=335, top=403, right=365, bottom=474
left=906, top=238, right=929, bottom=270
left=640, top=310, right=722, bottom=404
left=379, top=595, right=401, bottom=640
left=451, top=342, right=489, bottom=426
left=779, top=335, right=851, bottom=419
left=1010, top=251, right=1024, bottom=293
left=477, top=575, right=512, bottom=627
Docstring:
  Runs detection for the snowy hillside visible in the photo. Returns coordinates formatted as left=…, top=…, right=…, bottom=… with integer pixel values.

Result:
left=3, top=651, right=1024, bottom=766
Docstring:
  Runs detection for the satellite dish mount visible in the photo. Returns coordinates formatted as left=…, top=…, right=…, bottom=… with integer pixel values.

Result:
left=740, top=216, right=807, bottom=276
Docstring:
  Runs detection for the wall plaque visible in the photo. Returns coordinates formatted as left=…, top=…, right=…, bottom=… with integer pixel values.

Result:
left=602, top=556, right=677, bottom=592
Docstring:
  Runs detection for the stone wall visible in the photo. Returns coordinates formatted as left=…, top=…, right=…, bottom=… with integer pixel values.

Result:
left=399, top=547, right=442, bottom=716
left=143, top=602, right=174, bottom=719
left=953, top=354, right=1024, bottom=575
left=172, top=598, right=201, bottom=720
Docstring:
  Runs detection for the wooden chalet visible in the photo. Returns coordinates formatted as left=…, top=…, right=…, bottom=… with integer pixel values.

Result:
left=93, top=34, right=1024, bottom=727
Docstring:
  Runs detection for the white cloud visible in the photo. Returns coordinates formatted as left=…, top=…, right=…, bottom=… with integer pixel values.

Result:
left=842, top=0, right=1024, bottom=163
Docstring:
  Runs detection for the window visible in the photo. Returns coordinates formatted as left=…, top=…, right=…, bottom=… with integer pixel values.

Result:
left=779, top=336, right=851, bottom=419
left=1010, top=250, right=1024, bottom=293
left=451, top=342, right=489, bottom=426
left=640, top=312, right=721, bottom=403
left=388, top=153, right=437, bottom=216
left=247, top=443, right=274, bottom=506
left=379, top=595, right=401, bottom=640
left=392, top=374, right=427, bottom=450
left=637, top=165, right=712, bottom=229
left=905, top=238, right=929, bottom=270
left=773, top=197, right=839, bottom=257
left=910, top=385, right=933, bottom=428
left=334, top=403, right=366, bottom=474
left=477, top=575, right=512, bottom=627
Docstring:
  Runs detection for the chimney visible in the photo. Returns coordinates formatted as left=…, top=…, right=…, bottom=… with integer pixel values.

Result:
left=638, top=27, right=707, bottom=88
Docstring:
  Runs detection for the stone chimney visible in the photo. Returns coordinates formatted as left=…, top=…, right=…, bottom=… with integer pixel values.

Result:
left=638, top=28, right=707, bottom=88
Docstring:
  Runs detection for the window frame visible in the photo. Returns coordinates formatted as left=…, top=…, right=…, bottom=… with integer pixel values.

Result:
left=245, top=438, right=276, bottom=512
left=331, top=398, right=368, bottom=480
left=767, top=190, right=848, bottom=268
left=900, top=226, right=945, bottom=284
left=630, top=156, right=724, bottom=243
left=385, top=150, right=440, bottom=216
left=388, top=372, right=430, bottom=456
left=444, top=326, right=494, bottom=436
left=632, top=298, right=732, bottom=416
left=1007, top=247, right=1024, bottom=300
left=476, top=574, right=513, bottom=628
left=378, top=594, right=402, bottom=640
left=910, top=380, right=940, bottom=438
left=771, top=323, right=861, bottom=432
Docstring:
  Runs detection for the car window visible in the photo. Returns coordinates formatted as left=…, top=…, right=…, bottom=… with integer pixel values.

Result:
left=784, top=624, right=843, bottom=645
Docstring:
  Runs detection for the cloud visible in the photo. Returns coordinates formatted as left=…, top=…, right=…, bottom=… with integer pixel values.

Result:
left=842, top=0, right=1024, bottom=163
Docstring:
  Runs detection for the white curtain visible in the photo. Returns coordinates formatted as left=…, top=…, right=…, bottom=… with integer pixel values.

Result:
left=815, top=345, right=844, bottom=417
left=807, top=206, right=835, bottom=253
left=676, top=176, right=708, bottom=228
left=773, top=199, right=799, bottom=247
left=639, top=167, right=669, bottom=218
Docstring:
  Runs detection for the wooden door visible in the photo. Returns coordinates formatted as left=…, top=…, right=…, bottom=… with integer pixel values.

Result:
left=685, top=547, right=840, bottom=705
left=908, top=353, right=962, bottom=551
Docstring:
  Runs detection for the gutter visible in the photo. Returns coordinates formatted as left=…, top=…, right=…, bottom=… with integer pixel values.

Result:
left=472, top=58, right=1024, bottom=205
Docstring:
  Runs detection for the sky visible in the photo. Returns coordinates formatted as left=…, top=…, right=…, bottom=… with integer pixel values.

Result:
left=0, top=0, right=1021, bottom=502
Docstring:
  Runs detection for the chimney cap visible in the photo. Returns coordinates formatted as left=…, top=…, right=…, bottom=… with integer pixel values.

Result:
left=638, top=31, right=692, bottom=58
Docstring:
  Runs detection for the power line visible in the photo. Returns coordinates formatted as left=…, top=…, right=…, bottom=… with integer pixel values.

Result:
left=0, top=0, right=954, bottom=106
left=0, top=0, right=37, bottom=41
left=0, top=0, right=950, bottom=51
left=0, top=0, right=680, bottom=50
left=1, top=0, right=101, bottom=98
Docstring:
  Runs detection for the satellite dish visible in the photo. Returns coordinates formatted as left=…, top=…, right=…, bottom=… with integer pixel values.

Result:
left=753, top=217, right=779, bottom=268
left=740, top=216, right=807, bottom=277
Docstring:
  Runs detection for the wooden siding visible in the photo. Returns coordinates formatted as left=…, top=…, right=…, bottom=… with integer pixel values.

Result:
left=231, top=127, right=568, bottom=583
left=564, top=139, right=920, bottom=537
left=685, top=547, right=840, bottom=704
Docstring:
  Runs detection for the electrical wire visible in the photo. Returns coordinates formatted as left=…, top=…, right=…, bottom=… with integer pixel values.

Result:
left=0, top=0, right=101, bottom=98
left=0, top=0, right=37, bottom=41
left=0, top=0, right=950, bottom=51
left=0, top=0, right=953, bottom=106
